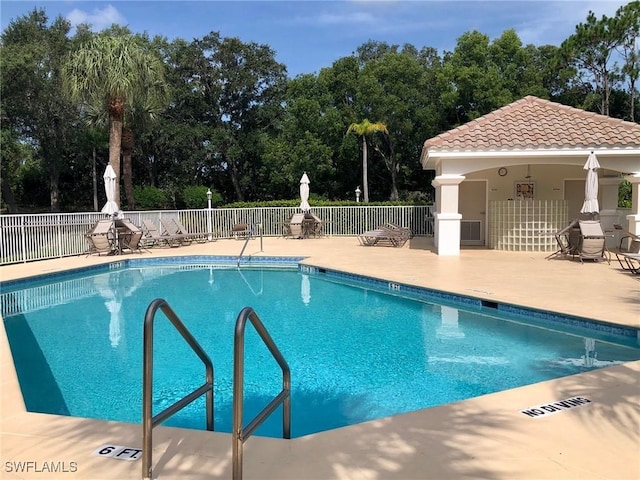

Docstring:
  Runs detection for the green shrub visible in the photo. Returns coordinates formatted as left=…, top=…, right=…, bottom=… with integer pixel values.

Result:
left=221, top=199, right=431, bottom=208
left=134, top=186, right=167, bottom=209
left=182, top=186, right=223, bottom=209
left=619, top=180, right=631, bottom=208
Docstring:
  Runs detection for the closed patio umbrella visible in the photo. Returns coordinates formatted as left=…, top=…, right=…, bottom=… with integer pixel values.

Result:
left=299, top=172, right=310, bottom=212
left=580, top=151, right=600, bottom=216
left=101, top=164, right=120, bottom=217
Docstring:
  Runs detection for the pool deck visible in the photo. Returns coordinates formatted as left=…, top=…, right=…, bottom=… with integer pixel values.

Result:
left=1, top=236, right=639, bottom=480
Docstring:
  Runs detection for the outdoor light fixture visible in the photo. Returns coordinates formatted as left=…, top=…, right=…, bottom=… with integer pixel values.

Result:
left=206, top=189, right=212, bottom=241
left=355, top=186, right=361, bottom=203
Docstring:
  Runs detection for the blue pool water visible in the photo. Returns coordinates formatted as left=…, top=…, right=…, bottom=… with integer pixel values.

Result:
left=2, top=258, right=639, bottom=438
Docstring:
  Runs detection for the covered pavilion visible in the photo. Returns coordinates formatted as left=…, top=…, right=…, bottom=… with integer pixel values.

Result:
left=420, top=96, right=640, bottom=255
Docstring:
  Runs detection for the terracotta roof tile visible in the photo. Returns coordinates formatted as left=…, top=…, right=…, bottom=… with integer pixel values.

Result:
left=424, top=96, right=640, bottom=152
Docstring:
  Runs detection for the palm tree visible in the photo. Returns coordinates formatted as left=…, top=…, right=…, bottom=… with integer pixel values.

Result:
left=63, top=33, right=168, bottom=208
left=347, top=119, right=388, bottom=202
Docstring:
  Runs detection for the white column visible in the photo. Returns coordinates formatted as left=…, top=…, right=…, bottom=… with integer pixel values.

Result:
left=432, top=175, right=465, bottom=256
left=624, top=173, right=640, bottom=237
left=599, top=176, right=622, bottom=247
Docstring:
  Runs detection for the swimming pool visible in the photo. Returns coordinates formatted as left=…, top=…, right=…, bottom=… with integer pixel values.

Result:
left=2, top=257, right=640, bottom=438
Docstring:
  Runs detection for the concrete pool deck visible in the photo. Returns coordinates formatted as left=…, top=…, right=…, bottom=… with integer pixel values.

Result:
left=1, top=236, right=639, bottom=479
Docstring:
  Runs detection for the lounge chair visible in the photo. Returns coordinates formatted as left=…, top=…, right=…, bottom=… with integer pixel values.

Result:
left=615, top=252, right=640, bottom=274
left=358, top=223, right=411, bottom=247
left=115, top=218, right=144, bottom=254
left=576, top=220, right=610, bottom=263
left=611, top=224, right=640, bottom=273
left=142, top=220, right=181, bottom=248
left=173, top=218, right=209, bottom=243
left=160, top=218, right=192, bottom=246
left=384, top=223, right=412, bottom=244
left=85, top=219, right=114, bottom=256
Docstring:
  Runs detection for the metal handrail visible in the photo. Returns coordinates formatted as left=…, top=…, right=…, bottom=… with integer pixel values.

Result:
left=232, top=307, right=290, bottom=480
left=236, top=223, right=264, bottom=267
left=142, top=298, right=214, bottom=480
left=236, top=226, right=253, bottom=267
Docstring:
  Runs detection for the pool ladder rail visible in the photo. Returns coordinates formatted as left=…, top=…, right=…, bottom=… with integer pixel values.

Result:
left=142, top=299, right=290, bottom=480
left=237, top=223, right=264, bottom=267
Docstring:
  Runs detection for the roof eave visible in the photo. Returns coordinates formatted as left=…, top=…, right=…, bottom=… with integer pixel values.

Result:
left=424, top=147, right=640, bottom=159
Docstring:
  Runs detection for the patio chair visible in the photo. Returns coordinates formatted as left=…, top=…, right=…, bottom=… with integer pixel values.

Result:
left=303, top=213, right=324, bottom=238
left=611, top=224, right=640, bottom=273
left=85, top=219, right=115, bottom=256
left=546, top=219, right=580, bottom=260
left=232, top=223, right=251, bottom=239
left=142, top=220, right=181, bottom=248
left=160, top=218, right=192, bottom=246
left=173, top=218, right=209, bottom=243
left=576, top=220, right=610, bottom=263
left=115, top=219, right=145, bottom=254
left=284, top=214, right=305, bottom=239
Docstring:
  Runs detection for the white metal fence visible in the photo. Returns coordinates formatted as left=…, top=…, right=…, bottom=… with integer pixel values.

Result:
left=0, top=206, right=434, bottom=265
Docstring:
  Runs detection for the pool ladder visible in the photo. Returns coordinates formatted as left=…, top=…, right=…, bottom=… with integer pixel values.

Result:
left=142, top=300, right=290, bottom=480
left=237, top=223, right=263, bottom=267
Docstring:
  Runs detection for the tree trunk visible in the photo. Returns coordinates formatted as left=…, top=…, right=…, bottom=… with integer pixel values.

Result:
left=121, top=127, right=135, bottom=210
left=50, top=166, right=60, bottom=212
left=390, top=162, right=399, bottom=200
left=1, top=178, right=18, bottom=213
left=108, top=96, right=125, bottom=208
left=362, top=136, right=369, bottom=203
left=92, top=147, right=98, bottom=211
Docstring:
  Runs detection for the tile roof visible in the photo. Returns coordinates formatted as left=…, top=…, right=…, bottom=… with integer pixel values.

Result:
left=423, top=96, right=640, bottom=153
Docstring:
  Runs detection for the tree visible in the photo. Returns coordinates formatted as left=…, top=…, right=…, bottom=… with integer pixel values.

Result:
left=63, top=32, right=168, bottom=208
left=346, top=120, right=388, bottom=202
left=1, top=9, right=78, bottom=211
left=560, top=11, right=621, bottom=116
left=614, top=1, right=640, bottom=120
left=358, top=51, right=442, bottom=200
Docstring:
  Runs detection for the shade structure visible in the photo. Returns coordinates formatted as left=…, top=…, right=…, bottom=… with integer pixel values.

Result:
left=101, top=164, right=120, bottom=216
left=299, top=172, right=310, bottom=212
left=580, top=152, right=600, bottom=215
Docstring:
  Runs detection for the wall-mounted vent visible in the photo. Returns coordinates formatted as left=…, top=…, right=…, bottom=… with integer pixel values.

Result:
left=461, top=220, right=482, bottom=243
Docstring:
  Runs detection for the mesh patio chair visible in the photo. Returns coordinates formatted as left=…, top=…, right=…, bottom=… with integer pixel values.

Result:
left=577, top=220, right=610, bottom=263
left=546, top=219, right=580, bottom=260
left=284, top=214, right=305, bottom=239
left=232, top=223, right=251, bottom=239
left=611, top=224, right=640, bottom=273
left=85, top=219, right=115, bottom=256
left=115, top=218, right=145, bottom=254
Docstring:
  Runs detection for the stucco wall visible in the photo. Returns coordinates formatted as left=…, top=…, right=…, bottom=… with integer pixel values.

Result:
left=463, top=164, right=606, bottom=202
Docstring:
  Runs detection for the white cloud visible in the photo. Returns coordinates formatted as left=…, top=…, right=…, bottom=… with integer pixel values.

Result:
left=513, top=0, right=629, bottom=46
left=66, top=4, right=126, bottom=31
left=315, top=11, right=378, bottom=26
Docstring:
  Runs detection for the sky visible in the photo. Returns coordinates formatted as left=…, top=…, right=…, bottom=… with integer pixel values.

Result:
left=0, top=0, right=630, bottom=77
